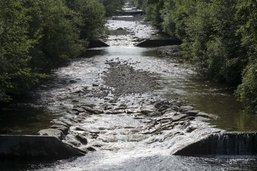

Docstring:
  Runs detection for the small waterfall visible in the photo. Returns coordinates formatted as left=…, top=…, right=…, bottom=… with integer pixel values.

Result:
left=175, top=132, right=257, bottom=156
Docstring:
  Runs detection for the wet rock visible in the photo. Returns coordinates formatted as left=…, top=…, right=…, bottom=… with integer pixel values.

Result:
left=38, top=129, right=64, bottom=140
left=87, top=147, right=96, bottom=152
left=171, top=105, right=180, bottom=112
left=72, top=107, right=85, bottom=113
left=179, top=121, right=191, bottom=130
left=186, top=126, right=197, bottom=133
left=140, top=106, right=155, bottom=115
left=197, top=112, right=218, bottom=120
left=82, top=106, right=103, bottom=114
left=136, top=38, right=181, bottom=47
left=72, top=99, right=79, bottom=103
left=117, top=103, right=127, bottom=109
left=70, top=80, right=77, bottom=84
left=185, top=110, right=199, bottom=116
left=75, top=127, right=87, bottom=132
left=51, top=124, right=69, bottom=134
left=88, top=40, right=109, bottom=48
left=126, top=109, right=134, bottom=114
left=180, top=106, right=194, bottom=112
left=117, top=27, right=124, bottom=31
left=75, top=135, right=88, bottom=145
left=67, top=140, right=81, bottom=147
left=171, top=113, right=187, bottom=122
left=59, top=118, right=73, bottom=126
left=51, top=120, right=69, bottom=127
left=105, top=110, right=125, bottom=114
left=154, top=101, right=170, bottom=109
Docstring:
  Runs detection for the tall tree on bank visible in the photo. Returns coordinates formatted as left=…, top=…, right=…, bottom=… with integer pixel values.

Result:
left=0, top=0, right=41, bottom=101
left=236, top=1, right=257, bottom=113
left=140, top=0, right=257, bottom=113
left=100, top=0, right=125, bottom=16
left=0, top=0, right=107, bottom=102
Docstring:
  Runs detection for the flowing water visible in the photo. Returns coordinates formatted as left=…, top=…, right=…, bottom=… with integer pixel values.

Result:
left=1, top=5, right=257, bottom=171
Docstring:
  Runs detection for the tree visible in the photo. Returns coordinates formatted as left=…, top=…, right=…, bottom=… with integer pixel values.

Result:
left=236, top=0, right=257, bottom=112
left=0, top=0, right=42, bottom=101
left=100, top=0, right=125, bottom=16
left=24, top=0, right=85, bottom=70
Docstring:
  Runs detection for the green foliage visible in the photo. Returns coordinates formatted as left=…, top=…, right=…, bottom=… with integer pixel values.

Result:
left=100, top=0, right=125, bottom=16
left=143, top=0, right=257, bottom=112
left=0, top=0, right=42, bottom=101
left=237, top=63, right=257, bottom=113
left=133, top=0, right=148, bottom=9
left=236, top=0, right=257, bottom=112
left=66, top=0, right=106, bottom=40
left=0, top=0, right=107, bottom=102
left=145, top=0, right=164, bottom=28
left=25, top=0, right=85, bottom=70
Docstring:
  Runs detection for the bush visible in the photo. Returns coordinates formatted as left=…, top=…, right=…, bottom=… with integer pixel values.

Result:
left=237, top=63, right=257, bottom=113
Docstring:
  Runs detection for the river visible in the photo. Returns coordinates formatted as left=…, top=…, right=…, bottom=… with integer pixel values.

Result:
left=1, top=5, right=257, bottom=171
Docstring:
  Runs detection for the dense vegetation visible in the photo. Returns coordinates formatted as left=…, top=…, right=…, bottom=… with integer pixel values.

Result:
left=134, top=0, right=257, bottom=113
left=100, top=0, right=125, bottom=16
left=0, top=0, right=124, bottom=102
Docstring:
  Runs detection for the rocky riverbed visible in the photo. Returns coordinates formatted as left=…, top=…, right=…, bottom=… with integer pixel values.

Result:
left=37, top=56, right=221, bottom=156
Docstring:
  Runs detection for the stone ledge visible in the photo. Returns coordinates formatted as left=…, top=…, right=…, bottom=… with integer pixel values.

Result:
left=0, top=135, right=85, bottom=160
left=136, top=38, right=182, bottom=47
left=174, top=132, right=257, bottom=156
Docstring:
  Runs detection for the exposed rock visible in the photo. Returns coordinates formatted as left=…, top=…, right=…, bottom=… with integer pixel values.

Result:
left=75, top=127, right=87, bottom=132
left=92, top=83, right=99, bottom=87
left=140, top=106, right=155, bottom=115
left=180, top=106, right=194, bottom=112
left=82, top=106, right=103, bottom=114
left=75, top=135, right=88, bottom=145
left=87, top=147, right=96, bottom=152
left=51, top=125, right=69, bottom=134
left=38, top=129, right=64, bottom=140
left=58, top=118, right=73, bottom=126
left=197, top=112, right=218, bottom=120
left=88, top=40, right=109, bottom=48
left=72, top=107, right=85, bottom=114
left=185, top=110, right=199, bottom=116
left=186, top=126, right=197, bottom=133
left=51, top=120, right=69, bottom=127
left=66, top=140, right=81, bottom=147
left=136, top=38, right=181, bottom=47
left=69, top=80, right=77, bottom=84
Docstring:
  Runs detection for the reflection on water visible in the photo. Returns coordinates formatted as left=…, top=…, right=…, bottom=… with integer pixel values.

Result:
left=0, top=105, right=53, bottom=135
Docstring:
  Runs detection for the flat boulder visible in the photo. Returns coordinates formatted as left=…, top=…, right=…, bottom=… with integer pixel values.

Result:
left=88, top=40, right=109, bottom=48
left=136, top=38, right=181, bottom=47
left=38, top=129, right=64, bottom=140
